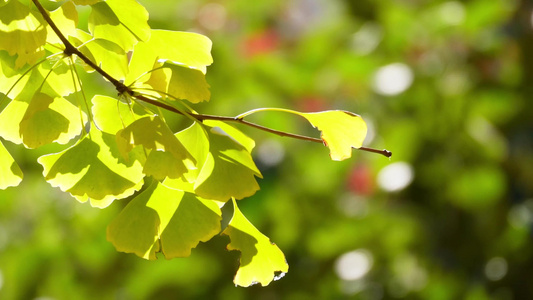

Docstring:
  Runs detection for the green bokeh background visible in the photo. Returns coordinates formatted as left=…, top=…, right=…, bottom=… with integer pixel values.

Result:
left=1, top=0, right=533, bottom=299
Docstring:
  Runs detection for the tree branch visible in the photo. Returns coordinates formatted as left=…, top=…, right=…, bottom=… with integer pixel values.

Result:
left=32, top=0, right=391, bottom=158
left=32, top=0, right=129, bottom=94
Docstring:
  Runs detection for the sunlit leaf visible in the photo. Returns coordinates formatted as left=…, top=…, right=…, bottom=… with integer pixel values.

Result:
left=165, top=62, right=210, bottom=103
left=107, top=182, right=222, bottom=259
left=0, top=0, right=46, bottom=68
left=72, top=29, right=128, bottom=80
left=126, top=29, right=213, bottom=87
left=194, top=125, right=262, bottom=200
left=0, top=140, right=23, bottom=189
left=72, top=0, right=101, bottom=5
left=38, top=127, right=145, bottom=208
left=165, top=122, right=262, bottom=201
left=115, top=116, right=195, bottom=180
left=88, top=0, right=150, bottom=51
left=222, top=199, right=288, bottom=287
left=0, top=51, right=30, bottom=98
left=203, top=120, right=256, bottom=152
left=163, top=122, right=208, bottom=194
left=301, top=111, right=367, bottom=161
left=47, top=1, right=78, bottom=45
left=0, top=91, right=86, bottom=148
left=0, top=59, right=82, bottom=148
left=91, top=95, right=150, bottom=134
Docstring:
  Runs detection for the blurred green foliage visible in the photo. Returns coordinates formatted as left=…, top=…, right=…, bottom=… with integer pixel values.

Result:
left=1, top=0, right=533, bottom=299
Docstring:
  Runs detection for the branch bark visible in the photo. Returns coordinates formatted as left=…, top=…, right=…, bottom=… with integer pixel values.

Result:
left=31, top=0, right=391, bottom=158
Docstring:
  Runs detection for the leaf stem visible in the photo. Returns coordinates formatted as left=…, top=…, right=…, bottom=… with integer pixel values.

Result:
left=31, top=0, right=391, bottom=158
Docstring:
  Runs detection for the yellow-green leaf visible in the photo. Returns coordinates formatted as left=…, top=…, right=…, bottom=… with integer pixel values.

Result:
left=72, top=30, right=128, bottom=80
left=72, top=0, right=101, bottom=5
left=91, top=95, right=150, bottom=134
left=88, top=0, right=150, bottom=51
left=0, top=0, right=46, bottom=68
left=0, top=92, right=86, bottom=148
left=107, top=182, right=222, bottom=260
left=38, top=127, right=145, bottom=208
left=0, top=140, right=23, bottom=189
left=47, top=1, right=78, bottom=46
left=222, top=199, right=288, bottom=287
left=301, top=111, right=367, bottom=161
left=165, top=122, right=262, bottom=201
left=126, top=29, right=213, bottom=86
left=116, top=116, right=195, bottom=179
left=166, top=63, right=210, bottom=103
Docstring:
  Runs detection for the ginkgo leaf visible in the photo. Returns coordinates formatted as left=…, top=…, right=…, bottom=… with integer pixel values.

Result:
left=143, top=151, right=189, bottom=181
left=91, top=95, right=150, bottom=134
left=0, top=140, right=23, bottom=189
left=72, top=30, right=128, bottom=80
left=194, top=126, right=262, bottom=200
left=88, top=0, right=150, bottom=51
left=301, top=111, right=367, bottom=161
left=0, top=92, right=86, bottom=148
left=47, top=1, right=78, bottom=45
left=38, top=127, right=145, bottom=208
left=72, top=0, right=101, bottom=5
left=203, top=120, right=256, bottom=152
left=126, top=29, right=213, bottom=87
left=0, top=61, right=83, bottom=148
left=0, top=51, right=30, bottom=99
left=166, top=62, right=210, bottom=103
left=1, top=55, right=79, bottom=109
left=165, top=122, right=262, bottom=201
left=222, top=199, right=288, bottom=287
left=115, top=116, right=195, bottom=179
left=0, top=0, right=46, bottom=68
left=107, top=182, right=222, bottom=260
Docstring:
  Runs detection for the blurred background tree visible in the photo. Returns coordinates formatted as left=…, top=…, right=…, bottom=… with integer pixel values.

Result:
left=1, top=0, right=532, bottom=299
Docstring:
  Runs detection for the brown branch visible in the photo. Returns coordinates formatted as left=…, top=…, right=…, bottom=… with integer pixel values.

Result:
left=32, top=0, right=391, bottom=158
left=32, top=0, right=128, bottom=94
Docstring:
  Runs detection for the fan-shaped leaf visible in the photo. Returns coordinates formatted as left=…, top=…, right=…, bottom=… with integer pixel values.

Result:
left=47, top=1, right=78, bottom=45
left=126, top=29, right=213, bottom=86
left=71, top=30, right=128, bottom=80
left=107, top=182, right=222, bottom=260
left=165, top=122, right=262, bottom=201
left=0, top=0, right=46, bottom=68
left=301, top=111, right=367, bottom=161
left=0, top=91, right=85, bottom=148
left=222, top=199, right=288, bottom=287
left=115, top=116, right=195, bottom=180
left=166, top=63, right=210, bottom=103
left=72, top=0, right=101, bottom=5
left=38, top=127, right=145, bottom=208
left=88, top=0, right=150, bottom=51
left=0, top=140, right=23, bottom=189
left=91, top=95, right=150, bottom=134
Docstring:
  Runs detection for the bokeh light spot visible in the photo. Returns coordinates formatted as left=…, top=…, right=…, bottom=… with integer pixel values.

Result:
left=377, top=162, right=414, bottom=192
left=372, top=63, right=414, bottom=96
left=439, top=1, right=466, bottom=26
left=508, top=199, right=533, bottom=228
left=485, top=257, right=508, bottom=281
left=335, top=249, right=373, bottom=281
left=257, top=139, right=285, bottom=167
left=197, top=3, right=227, bottom=31
left=351, top=22, right=382, bottom=55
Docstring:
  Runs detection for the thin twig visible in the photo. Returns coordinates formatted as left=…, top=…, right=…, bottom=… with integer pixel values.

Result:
left=32, top=0, right=128, bottom=94
left=32, top=0, right=391, bottom=158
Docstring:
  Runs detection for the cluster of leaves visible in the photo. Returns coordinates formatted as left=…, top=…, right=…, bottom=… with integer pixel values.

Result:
left=0, top=0, right=372, bottom=286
